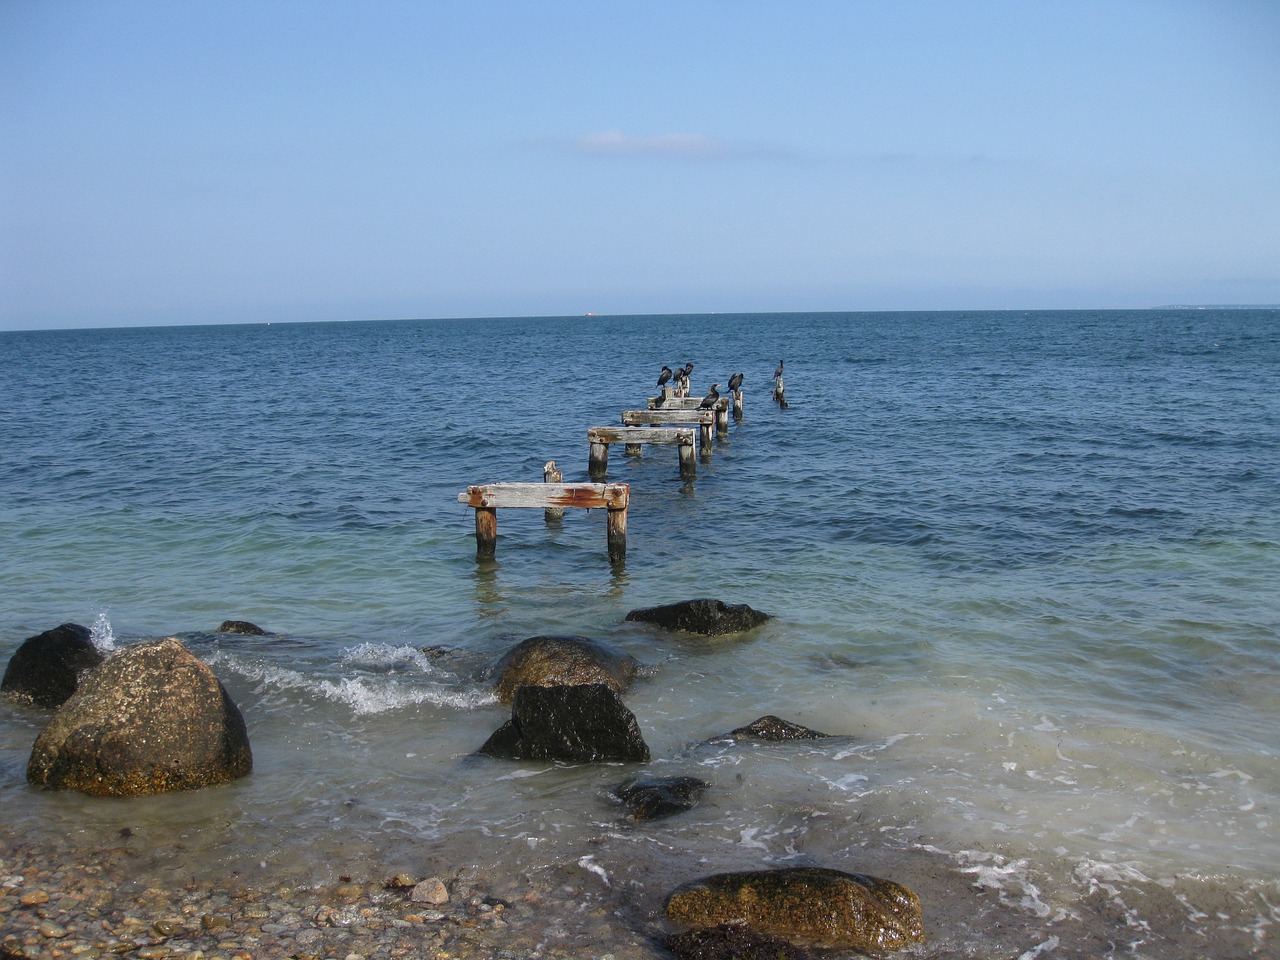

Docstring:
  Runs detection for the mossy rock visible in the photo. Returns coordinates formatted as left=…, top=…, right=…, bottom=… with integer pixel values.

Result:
left=665, top=866, right=924, bottom=952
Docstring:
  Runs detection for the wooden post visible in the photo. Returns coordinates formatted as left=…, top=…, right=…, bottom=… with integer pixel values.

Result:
left=773, top=376, right=788, bottom=409
left=714, top=398, right=730, bottom=435
left=589, top=440, right=609, bottom=479
left=700, top=421, right=713, bottom=457
left=732, top=389, right=744, bottom=419
left=543, top=460, right=564, bottom=522
left=474, top=507, right=497, bottom=560
left=678, top=440, right=696, bottom=479
left=607, top=502, right=627, bottom=563
left=624, top=442, right=642, bottom=456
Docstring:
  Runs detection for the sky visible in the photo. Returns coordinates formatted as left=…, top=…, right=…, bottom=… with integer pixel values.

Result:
left=2, top=0, right=1279, bottom=330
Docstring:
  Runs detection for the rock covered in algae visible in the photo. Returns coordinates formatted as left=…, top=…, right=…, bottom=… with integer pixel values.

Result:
left=27, top=637, right=252, bottom=796
left=664, top=866, right=924, bottom=952
left=2, top=623, right=104, bottom=708
left=722, top=715, right=830, bottom=742
left=612, top=775, right=711, bottom=821
left=624, top=598, right=771, bottom=636
left=477, top=683, right=649, bottom=763
left=485, top=635, right=639, bottom=703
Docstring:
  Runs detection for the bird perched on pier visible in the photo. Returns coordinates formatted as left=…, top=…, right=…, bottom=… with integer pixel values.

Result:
left=727, top=372, right=744, bottom=394
left=774, top=360, right=784, bottom=380
left=657, top=365, right=673, bottom=388
left=699, top=383, right=721, bottom=408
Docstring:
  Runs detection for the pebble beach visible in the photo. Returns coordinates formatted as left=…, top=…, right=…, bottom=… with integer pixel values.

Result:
left=2, top=837, right=660, bottom=960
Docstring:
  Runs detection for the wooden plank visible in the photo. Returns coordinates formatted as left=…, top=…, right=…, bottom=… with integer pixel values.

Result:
left=587, top=426, right=695, bottom=446
left=621, top=409, right=714, bottom=427
left=457, top=482, right=629, bottom=510
left=646, top=396, right=731, bottom=412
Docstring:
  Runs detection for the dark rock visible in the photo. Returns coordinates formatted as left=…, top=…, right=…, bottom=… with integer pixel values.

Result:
left=612, top=775, right=710, bottom=821
left=477, top=683, right=649, bottom=763
left=217, top=620, right=271, bottom=635
left=724, top=715, right=831, bottom=742
left=27, top=637, right=252, bottom=796
left=664, top=867, right=925, bottom=952
left=666, top=923, right=816, bottom=960
left=624, top=599, right=771, bottom=636
left=485, top=635, right=638, bottom=703
left=2, top=623, right=104, bottom=708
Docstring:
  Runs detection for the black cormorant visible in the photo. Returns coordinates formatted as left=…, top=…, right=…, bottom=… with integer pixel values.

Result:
left=699, top=383, right=721, bottom=408
left=657, top=365, right=673, bottom=388
left=727, top=372, right=744, bottom=393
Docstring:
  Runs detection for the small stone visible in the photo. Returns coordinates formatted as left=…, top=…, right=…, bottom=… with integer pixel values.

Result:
left=384, top=873, right=416, bottom=889
left=39, top=920, right=68, bottom=938
left=153, top=918, right=185, bottom=936
left=200, top=913, right=229, bottom=931
left=136, top=947, right=170, bottom=959
left=410, top=878, right=449, bottom=905
left=20, top=889, right=51, bottom=906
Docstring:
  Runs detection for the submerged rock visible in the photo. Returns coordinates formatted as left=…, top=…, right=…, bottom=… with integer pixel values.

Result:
left=722, top=715, right=831, bottom=742
left=1, top=623, right=104, bottom=708
left=666, top=923, right=817, bottom=960
left=624, top=599, right=771, bottom=636
left=664, top=867, right=924, bottom=952
left=27, top=637, right=252, bottom=796
left=612, top=775, right=711, bottom=821
left=217, top=620, right=272, bottom=636
left=485, top=635, right=639, bottom=703
left=477, top=683, right=649, bottom=763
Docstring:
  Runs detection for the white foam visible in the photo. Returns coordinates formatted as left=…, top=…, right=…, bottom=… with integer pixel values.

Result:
left=208, top=652, right=496, bottom=715
left=339, top=642, right=436, bottom=673
left=89, top=612, right=116, bottom=652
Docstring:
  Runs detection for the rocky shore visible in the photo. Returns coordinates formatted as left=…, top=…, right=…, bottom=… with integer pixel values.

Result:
left=1, top=838, right=661, bottom=960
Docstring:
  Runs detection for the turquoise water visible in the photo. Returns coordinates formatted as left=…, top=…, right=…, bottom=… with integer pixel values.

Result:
left=2, top=310, right=1278, bottom=956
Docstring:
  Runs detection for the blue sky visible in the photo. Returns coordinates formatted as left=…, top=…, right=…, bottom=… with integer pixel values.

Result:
left=2, top=1, right=1278, bottom=330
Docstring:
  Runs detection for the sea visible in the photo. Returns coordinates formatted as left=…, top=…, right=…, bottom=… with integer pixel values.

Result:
left=1, top=309, right=1277, bottom=958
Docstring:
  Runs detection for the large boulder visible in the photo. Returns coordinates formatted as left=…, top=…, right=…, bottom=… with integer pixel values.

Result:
left=27, top=637, right=252, bottom=796
left=664, top=867, right=924, bottom=952
left=485, top=635, right=639, bottom=703
left=2, top=623, right=104, bottom=708
left=625, top=599, right=771, bottom=636
left=477, top=683, right=650, bottom=763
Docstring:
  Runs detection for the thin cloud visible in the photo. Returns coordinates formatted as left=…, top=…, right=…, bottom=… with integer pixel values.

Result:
left=575, top=129, right=727, bottom=158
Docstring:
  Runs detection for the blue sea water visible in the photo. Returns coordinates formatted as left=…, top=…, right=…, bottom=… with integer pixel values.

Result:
left=2, top=310, right=1278, bottom=957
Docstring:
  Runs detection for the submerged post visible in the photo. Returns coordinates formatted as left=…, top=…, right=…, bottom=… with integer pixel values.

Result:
left=606, top=501, right=627, bottom=563
left=474, top=507, right=498, bottom=560
left=588, top=440, right=609, bottom=479
left=543, top=460, right=564, bottom=522
left=714, top=398, right=730, bottom=435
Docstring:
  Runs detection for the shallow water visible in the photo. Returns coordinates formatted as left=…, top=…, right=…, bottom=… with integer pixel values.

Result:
left=2, top=310, right=1278, bottom=956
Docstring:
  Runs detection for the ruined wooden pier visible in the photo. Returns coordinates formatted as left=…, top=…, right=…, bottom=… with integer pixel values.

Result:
left=457, top=482, right=630, bottom=562
left=587, top=426, right=697, bottom=479
left=620, top=408, right=717, bottom=458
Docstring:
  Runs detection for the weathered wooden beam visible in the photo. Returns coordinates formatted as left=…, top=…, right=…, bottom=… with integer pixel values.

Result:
left=621, top=409, right=714, bottom=426
left=458, top=482, right=628, bottom=510
left=588, top=426, right=695, bottom=445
